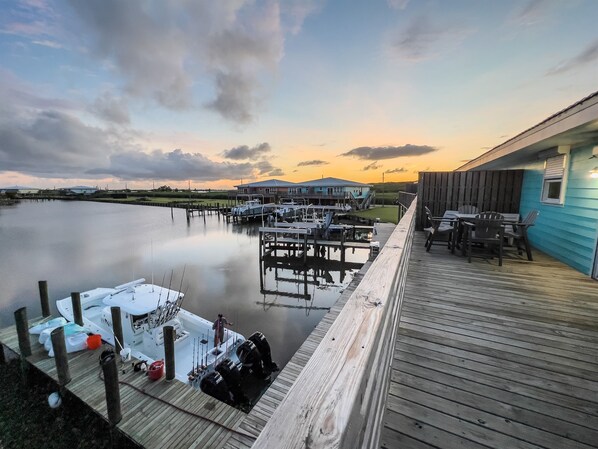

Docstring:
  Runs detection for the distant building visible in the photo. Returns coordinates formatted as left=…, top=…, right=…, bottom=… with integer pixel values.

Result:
left=234, top=177, right=373, bottom=209
left=67, top=186, right=98, bottom=195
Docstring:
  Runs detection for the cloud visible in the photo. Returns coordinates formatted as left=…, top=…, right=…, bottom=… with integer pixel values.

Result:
left=363, top=162, right=380, bottom=171
left=90, top=92, right=130, bottom=125
left=281, top=0, right=324, bottom=35
left=32, top=39, right=62, bottom=48
left=87, top=149, right=256, bottom=181
left=384, top=168, right=407, bottom=174
left=390, top=15, right=475, bottom=61
left=222, top=142, right=271, bottom=160
left=297, top=160, right=329, bottom=166
left=546, top=39, right=598, bottom=76
left=340, top=144, right=438, bottom=160
left=253, top=160, right=284, bottom=176
left=508, top=0, right=552, bottom=27
left=387, top=0, right=410, bottom=10
left=65, top=0, right=308, bottom=124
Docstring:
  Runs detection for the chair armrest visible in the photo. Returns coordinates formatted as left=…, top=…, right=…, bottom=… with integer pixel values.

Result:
left=462, top=221, right=475, bottom=228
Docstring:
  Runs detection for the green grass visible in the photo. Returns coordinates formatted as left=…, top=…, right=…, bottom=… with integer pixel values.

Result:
left=93, top=197, right=228, bottom=206
left=349, top=206, right=400, bottom=224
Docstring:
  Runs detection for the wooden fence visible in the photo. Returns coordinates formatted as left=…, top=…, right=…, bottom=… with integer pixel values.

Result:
left=251, top=201, right=417, bottom=449
left=416, top=170, right=524, bottom=229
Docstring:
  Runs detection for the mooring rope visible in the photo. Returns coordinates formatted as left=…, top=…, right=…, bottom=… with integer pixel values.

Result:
left=98, top=369, right=257, bottom=441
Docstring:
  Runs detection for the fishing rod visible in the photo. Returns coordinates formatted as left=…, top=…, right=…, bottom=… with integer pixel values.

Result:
left=152, top=272, right=167, bottom=327
left=157, top=270, right=174, bottom=325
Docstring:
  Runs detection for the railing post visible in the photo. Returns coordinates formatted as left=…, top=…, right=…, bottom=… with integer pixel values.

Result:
left=71, top=292, right=83, bottom=326
left=50, top=327, right=71, bottom=386
left=38, top=280, right=51, bottom=317
left=101, top=352, right=122, bottom=425
left=164, top=325, right=175, bottom=381
left=110, top=306, right=124, bottom=353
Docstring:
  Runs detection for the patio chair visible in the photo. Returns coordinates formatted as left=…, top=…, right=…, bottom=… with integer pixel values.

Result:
left=504, top=210, right=539, bottom=261
left=424, top=206, right=457, bottom=252
left=463, top=212, right=504, bottom=266
left=458, top=205, right=479, bottom=214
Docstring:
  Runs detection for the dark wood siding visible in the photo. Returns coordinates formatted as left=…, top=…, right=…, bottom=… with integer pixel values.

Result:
left=416, top=170, right=524, bottom=230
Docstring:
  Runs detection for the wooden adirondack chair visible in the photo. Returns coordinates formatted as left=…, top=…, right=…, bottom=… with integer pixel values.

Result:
left=423, top=206, right=457, bottom=252
left=504, top=210, right=539, bottom=261
left=463, top=212, right=504, bottom=266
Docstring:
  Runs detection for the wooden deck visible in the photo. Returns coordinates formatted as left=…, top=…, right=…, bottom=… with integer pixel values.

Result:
left=380, top=232, right=598, bottom=449
left=0, top=323, right=250, bottom=449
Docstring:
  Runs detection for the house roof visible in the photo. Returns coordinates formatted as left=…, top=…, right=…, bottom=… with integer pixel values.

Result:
left=299, top=177, right=371, bottom=188
left=236, top=179, right=299, bottom=188
left=458, top=90, right=598, bottom=171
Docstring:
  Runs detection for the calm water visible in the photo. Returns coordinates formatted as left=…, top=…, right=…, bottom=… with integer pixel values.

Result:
left=0, top=200, right=367, bottom=369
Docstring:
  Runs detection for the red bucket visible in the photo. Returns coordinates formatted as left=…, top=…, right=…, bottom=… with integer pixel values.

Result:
left=148, top=361, right=164, bottom=381
left=86, top=334, right=102, bottom=350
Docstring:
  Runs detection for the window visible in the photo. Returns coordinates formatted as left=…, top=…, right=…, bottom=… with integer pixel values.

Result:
left=541, top=154, right=567, bottom=204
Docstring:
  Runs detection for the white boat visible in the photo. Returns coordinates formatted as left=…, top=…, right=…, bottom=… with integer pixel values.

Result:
left=56, top=278, right=246, bottom=384
left=275, top=200, right=306, bottom=220
left=231, top=199, right=264, bottom=216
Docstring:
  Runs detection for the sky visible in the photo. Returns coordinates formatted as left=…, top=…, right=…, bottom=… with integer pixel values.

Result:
left=0, top=0, right=597, bottom=190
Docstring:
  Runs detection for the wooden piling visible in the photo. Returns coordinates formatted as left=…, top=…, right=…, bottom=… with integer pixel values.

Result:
left=14, top=307, right=32, bottom=357
left=50, top=326, right=71, bottom=386
left=164, top=325, right=175, bottom=381
left=71, top=292, right=83, bottom=326
left=38, top=280, right=51, bottom=317
left=101, top=352, right=122, bottom=425
left=110, top=306, right=124, bottom=353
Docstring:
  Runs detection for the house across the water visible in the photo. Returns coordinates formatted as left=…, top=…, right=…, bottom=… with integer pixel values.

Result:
left=234, top=177, right=373, bottom=209
left=459, top=91, right=598, bottom=279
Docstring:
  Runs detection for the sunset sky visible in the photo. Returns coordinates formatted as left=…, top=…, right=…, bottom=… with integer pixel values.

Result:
left=1, top=0, right=597, bottom=190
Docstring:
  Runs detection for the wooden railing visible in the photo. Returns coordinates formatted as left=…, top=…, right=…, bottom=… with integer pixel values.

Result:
left=251, top=200, right=417, bottom=449
left=396, top=191, right=416, bottom=221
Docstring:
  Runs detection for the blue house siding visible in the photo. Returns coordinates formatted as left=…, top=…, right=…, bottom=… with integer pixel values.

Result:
left=519, top=145, right=598, bottom=275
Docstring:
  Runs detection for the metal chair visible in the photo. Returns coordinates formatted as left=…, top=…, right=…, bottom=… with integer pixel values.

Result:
left=504, top=210, right=539, bottom=261
left=463, top=212, right=504, bottom=266
left=424, top=206, right=457, bottom=252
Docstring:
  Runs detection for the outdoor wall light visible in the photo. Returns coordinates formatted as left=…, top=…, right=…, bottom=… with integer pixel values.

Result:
left=591, top=167, right=598, bottom=179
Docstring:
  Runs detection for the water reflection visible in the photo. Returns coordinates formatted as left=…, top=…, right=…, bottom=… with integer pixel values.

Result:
left=0, top=201, right=367, bottom=369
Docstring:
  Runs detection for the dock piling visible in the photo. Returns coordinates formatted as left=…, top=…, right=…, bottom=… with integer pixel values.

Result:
left=71, top=292, right=83, bottom=326
left=50, top=326, right=71, bottom=386
left=14, top=307, right=32, bottom=357
left=164, top=325, right=175, bottom=381
left=38, top=280, right=51, bottom=317
left=110, top=306, right=124, bottom=353
left=101, top=352, right=122, bottom=425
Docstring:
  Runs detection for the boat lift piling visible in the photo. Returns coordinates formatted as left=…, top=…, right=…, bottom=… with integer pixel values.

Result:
left=50, top=326, right=71, bottom=386
left=164, top=325, right=175, bottom=381
left=14, top=307, right=32, bottom=358
left=110, top=306, right=124, bottom=353
left=38, top=280, right=51, bottom=317
left=71, top=292, right=83, bottom=326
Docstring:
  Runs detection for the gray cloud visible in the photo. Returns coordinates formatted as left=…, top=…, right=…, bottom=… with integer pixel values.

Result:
left=90, top=92, right=130, bottom=125
left=222, top=142, right=271, bottom=160
left=384, top=168, right=407, bottom=174
left=254, top=160, right=284, bottom=176
left=340, top=144, right=438, bottom=160
left=546, top=39, right=598, bottom=76
left=87, top=149, right=256, bottom=181
left=66, top=1, right=293, bottom=123
left=390, top=15, right=475, bottom=61
left=387, top=0, right=410, bottom=10
left=363, top=162, right=381, bottom=171
left=297, top=160, right=329, bottom=166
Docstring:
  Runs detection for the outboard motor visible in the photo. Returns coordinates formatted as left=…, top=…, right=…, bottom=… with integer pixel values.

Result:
left=236, top=340, right=266, bottom=379
left=216, top=358, right=246, bottom=405
left=200, top=371, right=232, bottom=404
left=248, top=332, right=278, bottom=373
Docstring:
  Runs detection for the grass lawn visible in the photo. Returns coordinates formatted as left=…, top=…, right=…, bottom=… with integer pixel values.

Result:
left=349, top=206, right=400, bottom=224
left=94, top=197, right=228, bottom=206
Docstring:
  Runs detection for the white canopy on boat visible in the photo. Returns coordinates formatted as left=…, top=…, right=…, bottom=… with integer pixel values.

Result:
left=103, top=283, right=182, bottom=315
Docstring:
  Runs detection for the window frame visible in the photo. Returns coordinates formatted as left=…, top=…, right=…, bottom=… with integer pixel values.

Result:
left=541, top=154, right=568, bottom=205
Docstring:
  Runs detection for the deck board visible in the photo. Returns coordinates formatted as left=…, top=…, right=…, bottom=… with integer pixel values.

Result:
left=380, top=232, right=598, bottom=449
